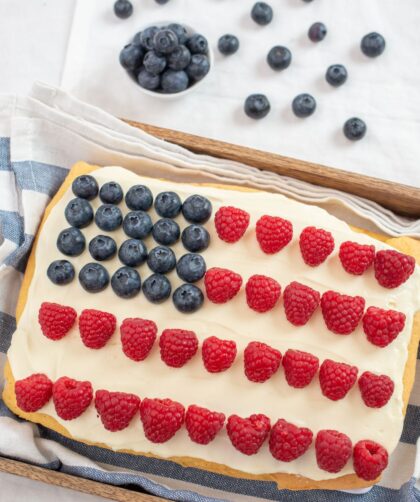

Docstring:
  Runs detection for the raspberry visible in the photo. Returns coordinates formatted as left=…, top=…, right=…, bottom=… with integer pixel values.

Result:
left=202, top=336, right=237, bottom=373
left=283, top=282, right=320, bottom=326
left=269, top=419, right=313, bottom=462
left=38, top=302, right=77, bottom=341
left=140, top=397, right=185, bottom=443
left=353, top=440, right=388, bottom=481
left=299, top=226, right=335, bottom=266
left=244, top=341, right=282, bottom=383
left=120, top=318, right=157, bottom=361
left=227, top=414, right=270, bottom=455
left=159, top=329, right=198, bottom=368
left=362, top=306, right=406, bottom=348
left=374, top=250, right=415, bottom=288
left=339, top=241, right=375, bottom=275
left=321, top=290, right=365, bottom=335
left=52, top=376, right=93, bottom=420
left=282, top=349, right=319, bottom=388
left=95, top=389, right=140, bottom=432
left=79, top=309, right=116, bottom=349
left=256, top=215, right=293, bottom=254
left=245, top=274, right=281, bottom=313
left=185, top=405, right=225, bottom=445
left=315, top=429, right=352, bottom=473
left=15, top=374, right=53, bottom=413
left=358, top=371, right=394, bottom=408
left=214, top=206, right=250, bottom=243
left=204, top=267, right=243, bottom=304
left=319, top=359, right=358, bottom=401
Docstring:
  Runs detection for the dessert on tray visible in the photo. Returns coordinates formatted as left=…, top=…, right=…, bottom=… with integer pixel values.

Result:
left=3, top=161, right=419, bottom=490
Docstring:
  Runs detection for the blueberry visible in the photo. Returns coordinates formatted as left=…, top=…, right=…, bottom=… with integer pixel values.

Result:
left=267, top=46, right=291, bottom=71
left=361, top=32, right=386, bottom=58
left=57, top=227, right=85, bottom=256
left=137, top=68, right=160, bottom=90
left=218, top=35, right=239, bottom=56
left=79, top=263, right=109, bottom=292
left=47, top=260, right=75, bottom=285
left=72, top=175, right=98, bottom=200
left=133, top=31, right=143, bottom=45
left=167, top=45, right=191, bottom=70
left=123, top=211, right=153, bottom=239
left=143, top=50, right=167, bottom=74
left=114, top=0, right=133, bottom=19
left=161, top=70, right=189, bottom=93
left=143, top=274, right=171, bottom=303
left=326, top=64, right=348, bottom=87
left=186, top=34, right=208, bottom=55
left=147, top=246, right=176, bottom=274
left=251, top=2, right=273, bottom=26
left=181, top=224, right=210, bottom=252
left=153, top=29, right=178, bottom=54
left=292, top=93, right=316, bottom=118
left=95, top=204, right=122, bottom=231
left=244, top=94, right=270, bottom=119
left=99, top=182, right=123, bottom=204
left=343, top=117, right=367, bottom=141
left=64, top=198, right=93, bottom=228
left=119, top=44, right=144, bottom=71
left=154, top=191, right=182, bottom=217
left=125, top=184, right=153, bottom=210
left=308, top=22, right=327, bottom=42
left=111, top=266, right=141, bottom=298
left=119, top=239, right=148, bottom=267
left=89, top=235, right=117, bottom=261
left=182, top=194, right=212, bottom=223
left=186, top=55, right=210, bottom=81
left=173, top=284, right=204, bottom=313
left=168, top=23, right=188, bottom=45
left=176, top=253, right=206, bottom=283
left=140, top=27, right=159, bottom=50
left=155, top=0, right=170, bottom=3
left=152, top=218, right=180, bottom=245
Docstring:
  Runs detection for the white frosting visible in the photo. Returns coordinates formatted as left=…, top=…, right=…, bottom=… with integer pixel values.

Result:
left=8, top=166, right=420, bottom=480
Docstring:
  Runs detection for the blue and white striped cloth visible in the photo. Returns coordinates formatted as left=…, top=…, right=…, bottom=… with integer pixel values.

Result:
left=0, top=83, right=419, bottom=502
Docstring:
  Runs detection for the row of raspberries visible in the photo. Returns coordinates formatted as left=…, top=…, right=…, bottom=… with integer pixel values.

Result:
left=214, top=206, right=416, bottom=288
left=15, top=372, right=388, bottom=481
left=38, top=303, right=395, bottom=408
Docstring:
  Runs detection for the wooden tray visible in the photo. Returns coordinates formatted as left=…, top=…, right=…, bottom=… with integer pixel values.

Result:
left=1, top=123, right=419, bottom=502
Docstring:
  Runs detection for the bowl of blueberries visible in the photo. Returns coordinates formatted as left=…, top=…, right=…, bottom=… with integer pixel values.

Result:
left=119, top=21, right=213, bottom=97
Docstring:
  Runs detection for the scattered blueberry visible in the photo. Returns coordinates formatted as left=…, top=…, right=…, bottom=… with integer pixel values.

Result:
left=161, top=69, right=189, bottom=93
left=119, top=44, right=144, bottom=71
left=325, top=64, right=348, bottom=87
left=154, top=28, right=178, bottom=54
left=111, top=266, right=141, bottom=298
left=361, top=32, right=386, bottom=58
left=181, top=224, right=210, bottom=252
left=308, top=22, right=327, bottom=42
left=182, top=194, right=212, bottom=223
left=176, top=253, right=206, bottom=283
left=89, top=235, right=117, bottom=261
left=343, top=117, right=367, bottom=141
left=123, top=211, right=153, bottom=239
left=140, top=27, right=159, bottom=51
left=147, top=246, right=176, bottom=274
left=57, top=227, right=85, bottom=256
left=72, top=175, right=98, bottom=200
left=143, top=51, right=167, bottom=74
left=167, top=45, right=191, bottom=70
left=47, top=260, right=75, bottom=285
left=267, top=46, right=292, bottom=71
left=79, top=263, right=109, bottom=292
left=119, top=239, right=148, bottom=267
left=302, top=0, right=314, bottom=2
left=133, top=31, right=143, bottom=45
left=173, top=283, right=204, bottom=313
left=114, top=0, right=133, bottom=19
left=137, top=69, right=160, bottom=90
left=168, top=23, right=188, bottom=45
left=155, top=0, right=170, bottom=3
left=154, top=191, right=182, bottom=217
left=64, top=198, right=93, bottom=228
left=218, top=35, right=239, bottom=56
left=186, top=34, right=208, bottom=55
left=292, top=93, right=316, bottom=118
left=186, top=54, right=210, bottom=81
left=142, top=274, right=172, bottom=303
left=125, top=185, right=153, bottom=211
left=99, top=182, right=123, bottom=204
left=152, top=218, right=180, bottom=245
left=244, top=94, right=271, bottom=119
left=95, top=204, right=122, bottom=231
left=251, top=2, right=273, bottom=26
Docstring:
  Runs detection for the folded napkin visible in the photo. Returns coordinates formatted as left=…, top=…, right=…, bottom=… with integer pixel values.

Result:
left=0, top=82, right=418, bottom=502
